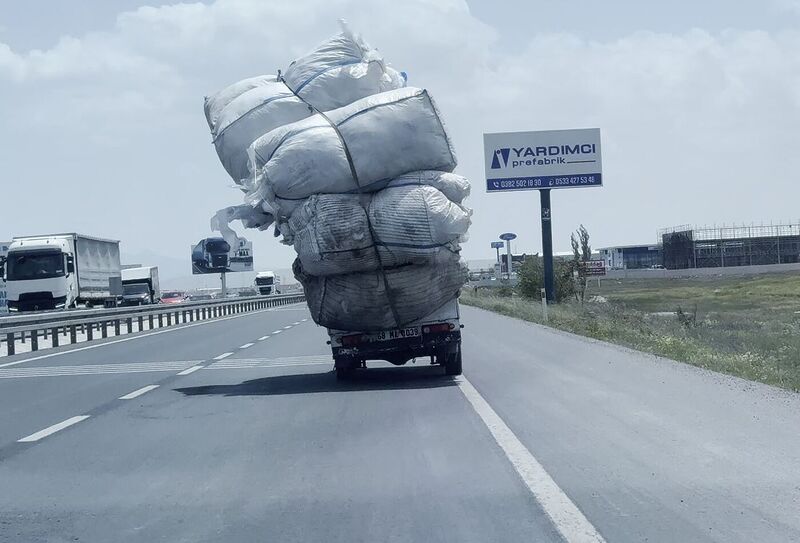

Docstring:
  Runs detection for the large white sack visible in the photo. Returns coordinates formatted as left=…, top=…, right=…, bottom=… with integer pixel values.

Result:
left=212, top=83, right=312, bottom=183
left=282, top=25, right=406, bottom=110
left=204, top=75, right=273, bottom=133
left=285, top=182, right=470, bottom=276
left=295, top=257, right=468, bottom=331
left=268, top=170, right=471, bottom=223
left=248, top=87, right=456, bottom=201
left=205, top=24, right=405, bottom=184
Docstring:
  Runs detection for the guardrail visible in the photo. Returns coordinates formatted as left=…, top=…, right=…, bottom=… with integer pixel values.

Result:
left=0, top=294, right=306, bottom=357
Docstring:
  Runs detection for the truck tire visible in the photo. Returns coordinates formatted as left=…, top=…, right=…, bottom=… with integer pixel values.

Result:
left=444, top=345, right=462, bottom=376
left=334, top=356, right=356, bottom=380
left=336, top=366, right=355, bottom=380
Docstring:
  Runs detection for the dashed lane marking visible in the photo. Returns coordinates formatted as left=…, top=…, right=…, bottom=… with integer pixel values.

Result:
left=207, top=355, right=332, bottom=369
left=283, top=326, right=292, bottom=330
left=272, top=330, right=282, bottom=334
left=176, top=365, right=204, bottom=376
left=0, top=361, right=200, bottom=379
left=0, top=304, right=307, bottom=369
left=119, top=384, right=159, bottom=400
left=18, top=416, right=91, bottom=443
left=239, top=343, right=254, bottom=349
left=258, top=336, right=270, bottom=341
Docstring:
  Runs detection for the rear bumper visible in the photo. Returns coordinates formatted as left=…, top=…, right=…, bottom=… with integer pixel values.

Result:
left=332, top=331, right=461, bottom=364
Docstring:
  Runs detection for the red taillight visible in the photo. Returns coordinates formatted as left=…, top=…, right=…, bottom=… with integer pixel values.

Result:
left=341, top=334, right=363, bottom=347
left=422, top=323, right=453, bottom=334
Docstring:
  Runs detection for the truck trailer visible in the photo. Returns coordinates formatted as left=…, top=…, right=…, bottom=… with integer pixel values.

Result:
left=121, top=266, right=161, bottom=306
left=0, top=233, right=122, bottom=312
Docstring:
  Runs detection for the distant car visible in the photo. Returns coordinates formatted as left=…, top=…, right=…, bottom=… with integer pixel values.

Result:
left=188, top=293, right=214, bottom=302
left=649, top=264, right=666, bottom=270
left=160, top=291, right=186, bottom=304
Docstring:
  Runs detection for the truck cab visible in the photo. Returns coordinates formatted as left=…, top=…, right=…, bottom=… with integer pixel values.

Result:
left=1, top=234, right=121, bottom=312
left=120, top=266, right=160, bottom=306
left=1, top=237, right=75, bottom=312
left=254, top=271, right=279, bottom=295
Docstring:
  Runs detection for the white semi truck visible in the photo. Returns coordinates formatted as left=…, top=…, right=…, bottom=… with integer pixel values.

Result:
left=0, top=233, right=122, bottom=312
left=121, top=266, right=161, bottom=306
left=254, top=271, right=281, bottom=295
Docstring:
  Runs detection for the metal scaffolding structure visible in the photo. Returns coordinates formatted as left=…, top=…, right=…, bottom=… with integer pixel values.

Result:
left=659, top=223, right=800, bottom=269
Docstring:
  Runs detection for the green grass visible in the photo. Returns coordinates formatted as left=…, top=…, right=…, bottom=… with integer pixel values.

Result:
left=461, top=273, right=800, bottom=392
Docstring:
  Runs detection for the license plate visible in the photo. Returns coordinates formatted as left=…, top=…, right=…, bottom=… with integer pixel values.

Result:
left=365, top=327, right=420, bottom=342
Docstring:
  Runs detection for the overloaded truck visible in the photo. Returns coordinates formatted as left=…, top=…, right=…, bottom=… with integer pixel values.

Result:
left=0, top=233, right=122, bottom=312
left=202, top=25, right=469, bottom=379
left=120, top=266, right=160, bottom=306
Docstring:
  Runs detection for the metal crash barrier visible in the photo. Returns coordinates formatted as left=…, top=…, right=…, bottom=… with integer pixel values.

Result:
left=0, top=294, right=306, bottom=357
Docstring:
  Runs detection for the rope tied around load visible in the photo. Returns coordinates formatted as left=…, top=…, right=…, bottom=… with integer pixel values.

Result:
left=277, top=72, right=404, bottom=329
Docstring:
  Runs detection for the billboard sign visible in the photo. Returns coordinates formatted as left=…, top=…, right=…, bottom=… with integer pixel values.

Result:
left=484, top=128, right=602, bottom=192
left=191, top=237, right=253, bottom=274
left=582, top=260, right=607, bottom=276
left=0, top=241, right=9, bottom=314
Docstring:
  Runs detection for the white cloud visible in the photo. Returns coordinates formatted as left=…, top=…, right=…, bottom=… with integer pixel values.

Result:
left=1, top=0, right=799, bottom=269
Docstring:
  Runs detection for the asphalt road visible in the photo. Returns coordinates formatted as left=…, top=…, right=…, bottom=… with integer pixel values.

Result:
left=0, top=303, right=798, bottom=542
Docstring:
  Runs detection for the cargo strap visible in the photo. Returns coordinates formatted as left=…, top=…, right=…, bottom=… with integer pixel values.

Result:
left=277, top=72, right=404, bottom=328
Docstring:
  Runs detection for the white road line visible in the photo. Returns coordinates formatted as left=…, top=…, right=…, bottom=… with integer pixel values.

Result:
left=283, top=325, right=292, bottom=330
left=272, top=330, right=282, bottom=334
left=213, top=352, right=233, bottom=360
left=119, top=384, right=159, bottom=400
left=18, top=415, right=91, bottom=443
left=258, top=335, right=270, bottom=341
left=457, top=377, right=606, bottom=543
left=239, top=343, right=254, bottom=349
left=0, top=361, right=200, bottom=379
left=208, top=362, right=330, bottom=370
left=176, top=365, right=204, bottom=376
left=292, top=321, right=301, bottom=325
left=301, top=318, right=308, bottom=321
left=0, top=304, right=306, bottom=369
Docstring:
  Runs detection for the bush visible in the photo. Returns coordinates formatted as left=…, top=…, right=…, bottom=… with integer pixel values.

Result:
left=517, top=255, right=576, bottom=302
left=497, top=285, right=514, bottom=297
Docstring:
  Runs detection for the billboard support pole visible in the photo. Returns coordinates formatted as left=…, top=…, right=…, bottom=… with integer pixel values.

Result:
left=220, top=272, right=227, bottom=297
left=505, top=239, right=512, bottom=279
left=541, top=189, right=555, bottom=303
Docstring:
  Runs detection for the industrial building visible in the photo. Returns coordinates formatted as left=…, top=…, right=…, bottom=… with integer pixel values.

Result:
left=599, top=222, right=800, bottom=270
left=598, top=244, right=661, bottom=270
left=660, top=223, right=800, bottom=269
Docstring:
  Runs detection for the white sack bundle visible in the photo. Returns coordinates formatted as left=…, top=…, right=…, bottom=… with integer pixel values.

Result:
left=248, top=87, right=456, bottom=202
left=295, top=256, right=468, bottom=331
left=204, top=24, right=405, bottom=184
left=270, top=170, right=471, bottom=222
left=285, top=180, right=470, bottom=276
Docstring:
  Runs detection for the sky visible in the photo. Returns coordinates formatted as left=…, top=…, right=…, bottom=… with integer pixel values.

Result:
left=1, top=0, right=799, bottom=283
